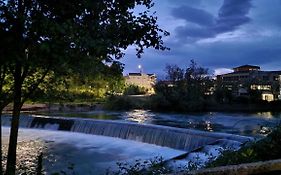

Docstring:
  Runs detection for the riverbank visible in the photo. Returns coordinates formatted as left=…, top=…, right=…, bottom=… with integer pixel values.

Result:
left=105, top=95, right=281, bottom=113
left=3, top=96, right=281, bottom=115
left=188, top=125, right=281, bottom=175
left=206, top=102, right=281, bottom=112
left=3, top=102, right=104, bottom=114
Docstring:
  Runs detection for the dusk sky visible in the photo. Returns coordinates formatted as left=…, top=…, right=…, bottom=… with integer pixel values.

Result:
left=122, top=0, right=281, bottom=78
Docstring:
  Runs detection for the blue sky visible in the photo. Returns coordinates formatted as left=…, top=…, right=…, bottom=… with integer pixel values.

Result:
left=122, top=0, right=281, bottom=78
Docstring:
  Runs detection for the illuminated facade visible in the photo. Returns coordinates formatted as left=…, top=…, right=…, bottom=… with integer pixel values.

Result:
left=124, top=73, right=156, bottom=94
left=217, top=65, right=281, bottom=101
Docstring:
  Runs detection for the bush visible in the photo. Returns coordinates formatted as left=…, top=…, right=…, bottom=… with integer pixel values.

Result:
left=149, top=87, right=206, bottom=112
left=124, top=85, right=147, bottom=95
left=105, top=96, right=134, bottom=110
left=106, top=156, right=172, bottom=175
left=207, top=125, right=281, bottom=167
left=148, top=94, right=172, bottom=111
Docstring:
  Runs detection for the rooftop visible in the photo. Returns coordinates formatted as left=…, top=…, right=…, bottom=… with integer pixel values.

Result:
left=233, top=65, right=260, bottom=70
left=128, top=73, right=142, bottom=76
left=127, top=73, right=156, bottom=77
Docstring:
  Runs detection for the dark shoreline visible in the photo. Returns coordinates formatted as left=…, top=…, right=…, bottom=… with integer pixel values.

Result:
left=2, top=101, right=281, bottom=115
left=205, top=103, right=281, bottom=113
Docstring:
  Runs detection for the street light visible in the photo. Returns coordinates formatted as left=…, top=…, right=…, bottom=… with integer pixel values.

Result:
left=138, top=65, right=142, bottom=73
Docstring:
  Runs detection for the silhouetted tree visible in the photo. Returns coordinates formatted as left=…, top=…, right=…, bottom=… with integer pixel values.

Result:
left=165, top=64, right=184, bottom=82
left=0, top=0, right=169, bottom=174
left=154, top=60, right=211, bottom=112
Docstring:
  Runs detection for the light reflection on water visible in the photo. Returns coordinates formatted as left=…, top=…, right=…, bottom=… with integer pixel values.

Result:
left=26, top=109, right=281, bottom=137
left=125, top=109, right=156, bottom=123
left=121, top=109, right=281, bottom=137
left=256, top=112, right=281, bottom=119
left=31, top=109, right=281, bottom=137
left=2, top=140, right=45, bottom=174
left=205, top=121, right=213, bottom=132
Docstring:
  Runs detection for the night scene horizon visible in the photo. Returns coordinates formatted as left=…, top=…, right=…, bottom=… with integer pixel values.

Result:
left=1, top=0, right=281, bottom=174
left=123, top=0, right=281, bottom=77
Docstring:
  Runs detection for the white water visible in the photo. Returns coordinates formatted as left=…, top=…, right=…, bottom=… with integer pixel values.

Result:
left=1, top=113, right=254, bottom=174
left=2, top=126, right=186, bottom=175
left=1, top=115, right=252, bottom=152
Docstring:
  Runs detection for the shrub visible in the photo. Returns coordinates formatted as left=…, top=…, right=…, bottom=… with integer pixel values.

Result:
left=207, top=125, right=281, bottom=167
left=106, top=156, right=172, bottom=175
left=105, top=96, right=134, bottom=110
left=124, top=85, right=147, bottom=95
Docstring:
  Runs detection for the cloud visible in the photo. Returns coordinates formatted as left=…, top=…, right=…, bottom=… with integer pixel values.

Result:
left=171, top=6, right=215, bottom=26
left=123, top=0, right=281, bottom=76
left=175, top=26, right=215, bottom=39
left=172, top=0, right=252, bottom=41
left=164, top=0, right=202, bottom=7
left=214, top=0, right=251, bottom=33
left=214, top=68, right=233, bottom=76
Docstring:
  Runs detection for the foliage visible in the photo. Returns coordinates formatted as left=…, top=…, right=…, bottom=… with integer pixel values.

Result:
left=207, top=125, right=281, bottom=167
left=213, top=86, right=233, bottom=104
left=151, top=60, right=212, bottom=112
left=105, top=95, right=134, bottom=110
left=124, top=85, right=147, bottom=95
left=32, top=63, right=126, bottom=103
left=165, top=64, right=184, bottom=82
left=107, top=156, right=172, bottom=175
left=0, top=0, right=169, bottom=173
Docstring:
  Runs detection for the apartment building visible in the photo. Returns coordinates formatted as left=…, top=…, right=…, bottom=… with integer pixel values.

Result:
left=217, top=65, right=281, bottom=101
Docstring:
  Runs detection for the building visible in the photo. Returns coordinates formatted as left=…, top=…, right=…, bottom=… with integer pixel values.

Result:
left=124, top=73, right=156, bottom=94
left=217, top=65, right=281, bottom=101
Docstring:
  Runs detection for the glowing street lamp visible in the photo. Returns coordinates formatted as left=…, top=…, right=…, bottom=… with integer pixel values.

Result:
left=138, top=65, right=142, bottom=73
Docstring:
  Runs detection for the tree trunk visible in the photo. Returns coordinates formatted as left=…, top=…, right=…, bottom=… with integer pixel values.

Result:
left=5, top=105, right=21, bottom=175
left=5, top=64, right=23, bottom=175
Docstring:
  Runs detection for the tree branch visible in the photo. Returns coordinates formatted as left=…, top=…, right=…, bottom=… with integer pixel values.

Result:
left=21, top=65, right=51, bottom=103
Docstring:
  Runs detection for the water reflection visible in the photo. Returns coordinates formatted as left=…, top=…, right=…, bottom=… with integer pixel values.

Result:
left=256, top=112, right=281, bottom=118
left=2, top=140, right=45, bottom=174
left=125, top=109, right=155, bottom=123
left=31, top=109, right=281, bottom=138
left=122, top=110, right=281, bottom=137
left=205, top=121, right=213, bottom=132
left=256, top=112, right=273, bottom=119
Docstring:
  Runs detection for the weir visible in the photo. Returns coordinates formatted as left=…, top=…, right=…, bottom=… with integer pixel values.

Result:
left=1, top=115, right=253, bottom=152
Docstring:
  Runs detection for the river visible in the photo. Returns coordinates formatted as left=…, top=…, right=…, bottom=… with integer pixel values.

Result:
left=1, top=110, right=280, bottom=174
left=37, top=110, right=281, bottom=137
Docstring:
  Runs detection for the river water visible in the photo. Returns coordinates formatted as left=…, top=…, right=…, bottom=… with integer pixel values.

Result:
left=2, top=110, right=281, bottom=174
left=2, top=127, right=185, bottom=174
left=39, top=110, right=281, bottom=137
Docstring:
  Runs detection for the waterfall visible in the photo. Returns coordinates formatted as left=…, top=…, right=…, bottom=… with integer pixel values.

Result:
left=1, top=115, right=253, bottom=152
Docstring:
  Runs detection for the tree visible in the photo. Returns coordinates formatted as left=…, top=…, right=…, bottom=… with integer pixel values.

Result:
left=0, top=0, right=169, bottom=174
left=0, top=5, right=15, bottom=173
left=165, top=64, right=184, bottom=82
left=0, top=64, right=14, bottom=175
left=184, top=59, right=210, bottom=100
left=154, top=60, right=211, bottom=112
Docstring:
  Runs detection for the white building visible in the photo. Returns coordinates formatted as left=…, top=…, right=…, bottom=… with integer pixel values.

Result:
left=124, top=73, right=156, bottom=94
